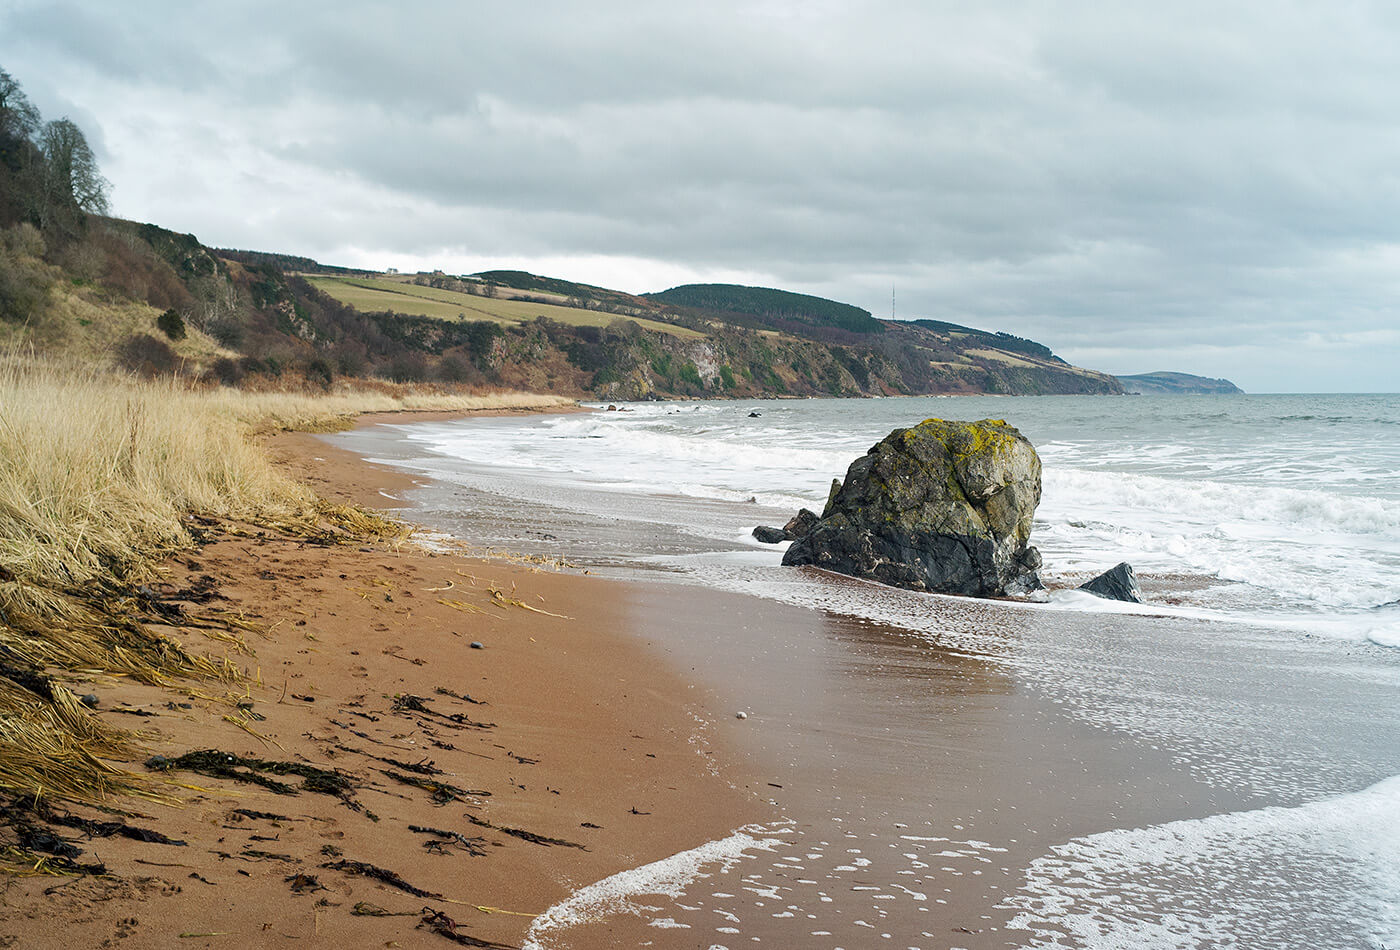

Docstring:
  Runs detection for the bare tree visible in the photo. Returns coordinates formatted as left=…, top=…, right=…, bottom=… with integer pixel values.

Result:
left=0, top=66, right=41, bottom=160
left=36, top=118, right=109, bottom=234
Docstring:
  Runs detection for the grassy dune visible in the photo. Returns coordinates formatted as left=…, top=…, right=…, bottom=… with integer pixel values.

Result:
left=309, top=275, right=705, bottom=338
left=0, top=356, right=573, bottom=804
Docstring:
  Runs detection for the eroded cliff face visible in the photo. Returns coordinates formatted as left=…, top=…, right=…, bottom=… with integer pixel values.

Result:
left=783, top=418, right=1043, bottom=597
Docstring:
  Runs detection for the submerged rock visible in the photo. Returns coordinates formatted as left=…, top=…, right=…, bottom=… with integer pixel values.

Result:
left=1079, top=562, right=1142, bottom=603
left=753, top=508, right=820, bottom=544
left=752, top=525, right=789, bottom=544
left=782, top=418, right=1043, bottom=597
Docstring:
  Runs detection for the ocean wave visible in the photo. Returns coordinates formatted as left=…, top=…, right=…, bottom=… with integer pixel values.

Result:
left=1004, top=774, right=1400, bottom=949
left=1045, top=469, right=1400, bottom=537
left=522, top=824, right=787, bottom=949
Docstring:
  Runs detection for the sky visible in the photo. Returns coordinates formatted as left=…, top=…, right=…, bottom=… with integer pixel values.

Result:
left=4, top=1, right=1399, bottom=392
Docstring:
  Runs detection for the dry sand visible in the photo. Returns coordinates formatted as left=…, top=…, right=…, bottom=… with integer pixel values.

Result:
left=0, top=411, right=766, bottom=949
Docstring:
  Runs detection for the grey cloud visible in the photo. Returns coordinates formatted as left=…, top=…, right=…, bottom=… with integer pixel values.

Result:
left=3, top=0, right=1398, bottom=390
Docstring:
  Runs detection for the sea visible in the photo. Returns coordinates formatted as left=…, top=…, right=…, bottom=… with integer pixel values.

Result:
left=330, top=393, right=1400, bottom=950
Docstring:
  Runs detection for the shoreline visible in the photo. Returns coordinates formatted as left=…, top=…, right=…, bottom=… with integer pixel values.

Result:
left=1, top=408, right=769, bottom=949
left=10, top=401, right=1397, bottom=948
left=308, top=407, right=1400, bottom=949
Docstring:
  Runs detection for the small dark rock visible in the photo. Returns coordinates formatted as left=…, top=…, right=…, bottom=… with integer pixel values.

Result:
left=1079, top=562, right=1143, bottom=603
left=469, top=641, right=484, bottom=650
left=79, top=693, right=100, bottom=708
left=607, top=404, right=618, bottom=411
left=748, top=410, right=761, bottom=417
left=145, top=754, right=170, bottom=770
left=752, top=525, right=789, bottom=544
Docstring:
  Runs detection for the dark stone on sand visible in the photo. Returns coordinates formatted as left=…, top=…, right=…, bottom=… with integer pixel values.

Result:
left=1079, top=562, right=1143, bottom=603
left=783, top=418, right=1043, bottom=597
left=79, top=693, right=99, bottom=708
left=470, top=641, right=484, bottom=650
left=752, top=525, right=789, bottom=544
left=783, top=508, right=820, bottom=540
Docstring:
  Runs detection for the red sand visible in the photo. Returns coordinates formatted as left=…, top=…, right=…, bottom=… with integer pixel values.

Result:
left=1, top=413, right=767, bottom=949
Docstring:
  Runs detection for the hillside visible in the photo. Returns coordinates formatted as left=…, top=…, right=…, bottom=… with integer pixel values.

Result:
left=302, top=272, right=1120, bottom=398
left=1, top=211, right=1122, bottom=399
left=0, top=64, right=1117, bottom=401
left=1118, top=372, right=1243, bottom=395
left=647, top=283, right=886, bottom=336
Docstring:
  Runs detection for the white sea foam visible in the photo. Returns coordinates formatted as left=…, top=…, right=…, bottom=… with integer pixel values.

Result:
left=382, top=396, right=1400, bottom=630
left=1368, top=621, right=1400, bottom=648
left=1004, top=774, right=1400, bottom=949
left=521, top=825, right=786, bottom=949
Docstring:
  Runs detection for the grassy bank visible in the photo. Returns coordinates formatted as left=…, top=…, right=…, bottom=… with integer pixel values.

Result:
left=0, top=355, right=574, bottom=806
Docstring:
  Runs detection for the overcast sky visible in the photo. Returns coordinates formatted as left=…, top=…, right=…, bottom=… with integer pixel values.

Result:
left=5, top=1, right=1398, bottom=392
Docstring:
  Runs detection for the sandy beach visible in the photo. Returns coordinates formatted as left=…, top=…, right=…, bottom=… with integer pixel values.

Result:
left=5, top=402, right=1398, bottom=950
left=0, top=411, right=767, bottom=949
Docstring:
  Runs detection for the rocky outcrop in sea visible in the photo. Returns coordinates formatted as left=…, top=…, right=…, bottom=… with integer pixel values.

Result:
left=782, top=418, right=1043, bottom=597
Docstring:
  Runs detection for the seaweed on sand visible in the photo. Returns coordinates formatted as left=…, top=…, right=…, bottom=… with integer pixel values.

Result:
left=148, top=749, right=353, bottom=798
left=392, top=694, right=495, bottom=730
left=418, top=907, right=519, bottom=948
left=408, top=824, right=487, bottom=857
left=380, top=770, right=490, bottom=804
left=321, top=858, right=440, bottom=898
left=461, top=813, right=586, bottom=850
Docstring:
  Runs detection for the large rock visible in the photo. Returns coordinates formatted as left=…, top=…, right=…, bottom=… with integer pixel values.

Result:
left=782, top=418, right=1043, bottom=597
left=1078, top=562, right=1142, bottom=603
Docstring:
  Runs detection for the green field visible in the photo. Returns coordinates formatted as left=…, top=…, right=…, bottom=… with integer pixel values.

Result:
left=308, top=276, right=704, bottom=339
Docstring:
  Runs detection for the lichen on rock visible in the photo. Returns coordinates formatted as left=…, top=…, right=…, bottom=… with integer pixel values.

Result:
left=782, top=417, right=1043, bottom=597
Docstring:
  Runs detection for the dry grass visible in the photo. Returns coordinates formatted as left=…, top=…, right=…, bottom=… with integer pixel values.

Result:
left=206, top=386, right=576, bottom=435
left=0, top=360, right=312, bottom=592
left=308, top=275, right=706, bottom=339
left=0, top=352, right=572, bottom=806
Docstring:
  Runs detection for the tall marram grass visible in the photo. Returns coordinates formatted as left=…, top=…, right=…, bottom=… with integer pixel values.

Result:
left=0, top=354, right=575, bottom=807
left=207, top=387, right=577, bottom=435
left=0, top=361, right=312, bottom=591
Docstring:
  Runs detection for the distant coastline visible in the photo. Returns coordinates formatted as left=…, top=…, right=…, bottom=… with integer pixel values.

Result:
left=1116, top=371, right=1244, bottom=394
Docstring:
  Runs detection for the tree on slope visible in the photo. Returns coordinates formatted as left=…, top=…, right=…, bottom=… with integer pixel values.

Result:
left=36, top=117, right=109, bottom=237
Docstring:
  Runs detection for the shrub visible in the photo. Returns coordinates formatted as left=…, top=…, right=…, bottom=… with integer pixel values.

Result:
left=118, top=333, right=179, bottom=377
left=436, top=355, right=474, bottom=383
left=385, top=352, right=428, bottom=382
left=0, top=222, right=52, bottom=324
left=677, top=360, right=703, bottom=388
left=209, top=357, right=244, bottom=386
left=157, top=308, right=186, bottom=341
left=305, top=356, right=334, bottom=388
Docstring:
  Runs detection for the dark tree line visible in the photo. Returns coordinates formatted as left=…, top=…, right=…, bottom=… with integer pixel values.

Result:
left=0, top=66, right=109, bottom=240
left=1, top=65, right=113, bottom=326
